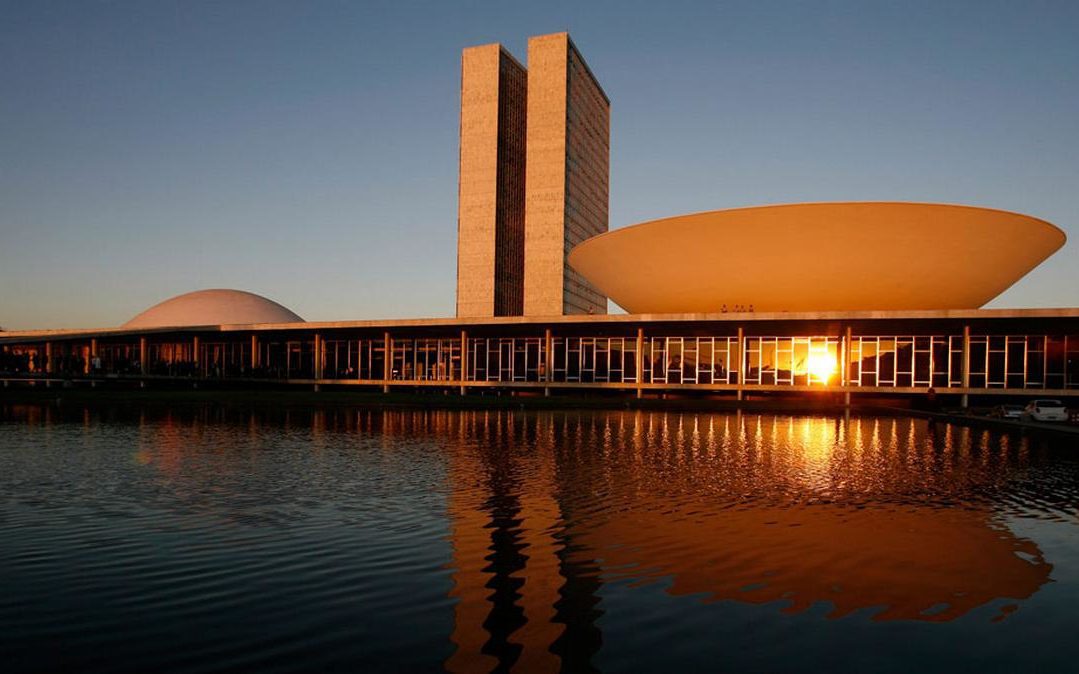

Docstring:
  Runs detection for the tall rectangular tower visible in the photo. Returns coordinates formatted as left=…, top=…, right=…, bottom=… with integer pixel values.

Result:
left=523, top=33, right=610, bottom=316
left=455, top=33, right=609, bottom=318
left=455, top=44, right=527, bottom=318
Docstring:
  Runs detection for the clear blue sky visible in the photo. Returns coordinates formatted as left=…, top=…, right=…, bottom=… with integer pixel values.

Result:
left=2, top=0, right=1078, bottom=329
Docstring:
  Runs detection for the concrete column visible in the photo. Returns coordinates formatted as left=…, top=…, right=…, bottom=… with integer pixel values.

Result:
left=460, top=330, right=468, bottom=396
left=89, top=338, right=98, bottom=375
left=314, top=333, right=323, bottom=380
left=193, top=336, right=200, bottom=367
left=383, top=331, right=392, bottom=393
left=843, top=325, right=852, bottom=407
left=635, top=327, right=644, bottom=399
left=544, top=328, right=553, bottom=397
left=735, top=326, right=745, bottom=401
left=45, top=342, right=53, bottom=374
left=139, top=337, right=147, bottom=376
left=961, top=324, right=971, bottom=408
left=251, top=334, right=259, bottom=371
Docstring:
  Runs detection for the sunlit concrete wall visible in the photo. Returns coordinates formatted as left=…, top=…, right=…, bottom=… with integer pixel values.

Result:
left=456, top=45, right=527, bottom=318
left=523, top=33, right=610, bottom=316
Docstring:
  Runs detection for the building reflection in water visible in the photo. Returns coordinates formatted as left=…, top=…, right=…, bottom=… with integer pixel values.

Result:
left=444, top=412, right=602, bottom=674
left=437, top=410, right=1052, bottom=673
left=4, top=402, right=1060, bottom=674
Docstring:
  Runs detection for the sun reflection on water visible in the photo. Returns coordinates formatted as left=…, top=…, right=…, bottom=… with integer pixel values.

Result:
left=2, top=403, right=1078, bottom=674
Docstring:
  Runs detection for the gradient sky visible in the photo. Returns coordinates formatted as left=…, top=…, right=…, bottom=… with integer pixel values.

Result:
left=2, top=0, right=1078, bottom=329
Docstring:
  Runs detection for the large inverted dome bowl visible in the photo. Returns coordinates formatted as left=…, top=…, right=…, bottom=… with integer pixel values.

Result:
left=123, top=289, right=304, bottom=328
left=568, top=202, right=1065, bottom=313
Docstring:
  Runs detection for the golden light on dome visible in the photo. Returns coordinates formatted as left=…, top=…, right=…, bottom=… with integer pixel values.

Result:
left=568, top=203, right=1065, bottom=313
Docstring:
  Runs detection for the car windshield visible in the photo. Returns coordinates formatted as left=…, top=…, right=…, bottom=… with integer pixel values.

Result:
left=1036, top=400, right=1063, bottom=406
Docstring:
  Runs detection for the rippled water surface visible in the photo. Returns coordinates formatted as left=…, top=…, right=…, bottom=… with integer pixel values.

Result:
left=2, top=403, right=1079, bottom=673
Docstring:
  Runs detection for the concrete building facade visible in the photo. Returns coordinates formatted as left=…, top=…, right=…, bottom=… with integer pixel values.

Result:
left=456, top=33, right=610, bottom=318
left=523, top=33, right=610, bottom=316
left=456, top=45, right=527, bottom=318
left=9, top=309, right=1079, bottom=408
left=8, top=33, right=1073, bottom=410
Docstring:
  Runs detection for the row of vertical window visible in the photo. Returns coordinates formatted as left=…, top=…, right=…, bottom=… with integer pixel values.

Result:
left=13, top=335, right=1079, bottom=389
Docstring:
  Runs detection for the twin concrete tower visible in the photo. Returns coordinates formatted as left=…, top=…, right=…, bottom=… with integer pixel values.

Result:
left=455, top=33, right=610, bottom=318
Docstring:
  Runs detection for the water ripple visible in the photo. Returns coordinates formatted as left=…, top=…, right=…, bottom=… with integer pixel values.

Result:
left=1, top=404, right=1078, bottom=673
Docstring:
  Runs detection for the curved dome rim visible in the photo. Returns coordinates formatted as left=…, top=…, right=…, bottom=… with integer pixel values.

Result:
left=570, top=202, right=1066, bottom=261
left=567, top=202, right=1067, bottom=314
left=122, top=288, right=305, bottom=328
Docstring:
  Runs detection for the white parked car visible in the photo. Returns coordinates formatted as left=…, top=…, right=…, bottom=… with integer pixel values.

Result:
left=1023, top=399, right=1069, bottom=422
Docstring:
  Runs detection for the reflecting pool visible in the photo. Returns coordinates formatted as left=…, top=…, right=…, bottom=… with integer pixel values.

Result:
left=2, top=403, right=1078, bottom=673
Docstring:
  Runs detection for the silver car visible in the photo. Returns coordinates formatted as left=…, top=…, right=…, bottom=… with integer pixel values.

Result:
left=990, top=404, right=1025, bottom=420
left=1023, top=399, right=1069, bottom=422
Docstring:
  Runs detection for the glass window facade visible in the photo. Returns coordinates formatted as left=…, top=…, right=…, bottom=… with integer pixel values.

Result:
left=470, top=338, right=544, bottom=382
left=742, top=337, right=839, bottom=386
left=848, top=336, right=962, bottom=388
left=644, top=337, right=737, bottom=385
left=10, top=330, right=1079, bottom=393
